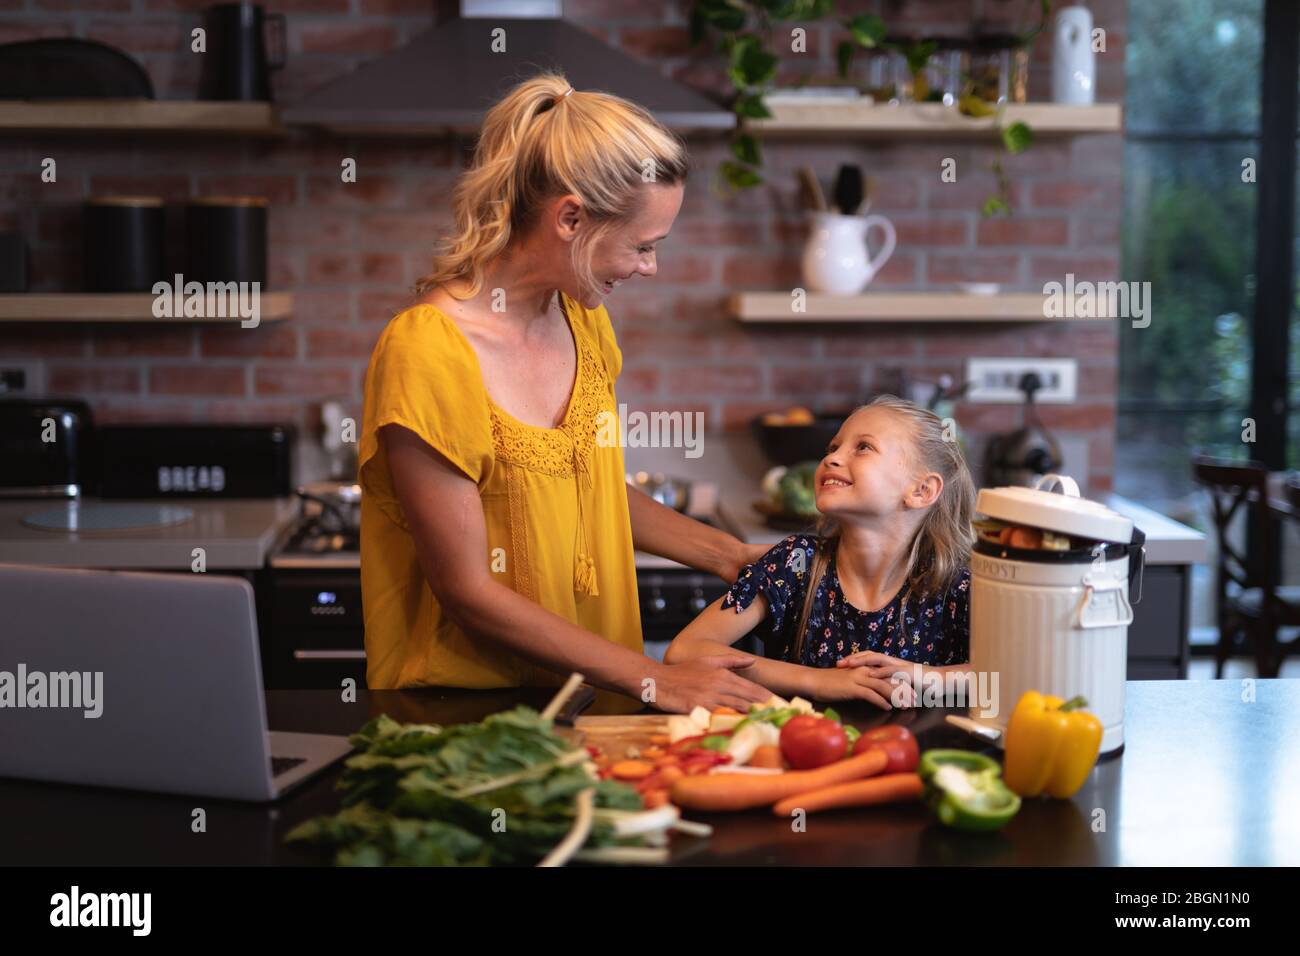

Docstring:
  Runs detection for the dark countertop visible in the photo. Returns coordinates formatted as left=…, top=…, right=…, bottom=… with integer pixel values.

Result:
left=3, top=679, right=1297, bottom=866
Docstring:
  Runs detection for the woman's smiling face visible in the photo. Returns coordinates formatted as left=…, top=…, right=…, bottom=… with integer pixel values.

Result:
left=815, top=406, right=927, bottom=519
left=575, top=182, right=684, bottom=308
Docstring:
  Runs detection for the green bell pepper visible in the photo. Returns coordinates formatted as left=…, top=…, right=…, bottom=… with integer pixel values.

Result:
left=918, top=749, right=1021, bottom=832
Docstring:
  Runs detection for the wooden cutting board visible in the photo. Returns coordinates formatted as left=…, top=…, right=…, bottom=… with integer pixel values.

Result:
left=563, top=714, right=672, bottom=761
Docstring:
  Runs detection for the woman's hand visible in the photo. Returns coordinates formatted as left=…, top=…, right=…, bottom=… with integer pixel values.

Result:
left=810, top=666, right=916, bottom=710
left=836, top=651, right=926, bottom=684
left=652, top=655, right=772, bottom=714
left=717, top=540, right=770, bottom=583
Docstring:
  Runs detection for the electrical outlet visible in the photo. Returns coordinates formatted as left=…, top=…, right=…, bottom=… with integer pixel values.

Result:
left=966, top=358, right=1077, bottom=404
left=0, top=363, right=41, bottom=395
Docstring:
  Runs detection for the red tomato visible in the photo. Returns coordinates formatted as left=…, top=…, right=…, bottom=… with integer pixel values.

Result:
left=779, top=715, right=848, bottom=770
left=852, top=725, right=919, bottom=773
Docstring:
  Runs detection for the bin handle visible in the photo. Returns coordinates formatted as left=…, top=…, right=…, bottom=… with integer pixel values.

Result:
left=1033, top=473, right=1080, bottom=497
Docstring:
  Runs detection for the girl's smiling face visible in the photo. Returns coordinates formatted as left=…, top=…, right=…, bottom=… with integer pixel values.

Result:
left=815, top=406, right=940, bottom=519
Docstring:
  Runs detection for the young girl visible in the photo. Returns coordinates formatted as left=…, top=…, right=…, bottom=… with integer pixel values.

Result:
left=665, top=395, right=976, bottom=710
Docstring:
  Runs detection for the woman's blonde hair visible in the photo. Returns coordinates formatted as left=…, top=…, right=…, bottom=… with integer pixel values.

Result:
left=413, top=71, right=689, bottom=300
left=789, top=395, right=976, bottom=663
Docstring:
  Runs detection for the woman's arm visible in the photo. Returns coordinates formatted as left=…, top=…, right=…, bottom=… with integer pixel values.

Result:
left=626, top=484, right=766, bottom=581
left=664, top=595, right=905, bottom=708
left=382, top=425, right=771, bottom=713
left=664, top=595, right=817, bottom=699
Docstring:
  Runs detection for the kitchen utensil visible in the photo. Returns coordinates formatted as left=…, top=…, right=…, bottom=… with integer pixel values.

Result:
left=198, top=1, right=287, bottom=102
left=185, top=196, right=269, bottom=285
left=797, top=166, right=827, bottom=212
left=0, top=37, right=153, bottom=98
left=968, top=474, right=1146, bottom=755
left=626, top=471, right=691, bottom=512
left=296, top=480, right=361, bottom=532
left=0, top=398, right=94, bottom=498
left=983, top=373, right=1062, bottom=487
left=857, top=175, right=876, bottom=214
left=831, top=164, right=863, bottom=216
left=1052, top=5, right=1096, bottom=105
left=81, top=196, right=165, bottom=293
left=801, top=211, right=896, bottom=295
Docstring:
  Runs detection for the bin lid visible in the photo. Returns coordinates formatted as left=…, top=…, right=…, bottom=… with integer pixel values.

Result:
left=975, top=474, right=1133, bottom=544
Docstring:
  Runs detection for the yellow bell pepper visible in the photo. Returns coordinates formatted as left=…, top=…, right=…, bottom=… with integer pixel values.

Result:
left=1002, top=691, right=1103, bottom=799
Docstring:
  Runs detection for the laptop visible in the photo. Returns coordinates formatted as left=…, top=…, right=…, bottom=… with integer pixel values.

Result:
left=0, top=563, right=353, bottom=801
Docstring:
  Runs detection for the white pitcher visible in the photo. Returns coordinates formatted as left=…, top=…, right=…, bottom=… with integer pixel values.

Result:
left=801, top=211, right=896, bottom=295
left=1052, top=5, right=1095, bottom=105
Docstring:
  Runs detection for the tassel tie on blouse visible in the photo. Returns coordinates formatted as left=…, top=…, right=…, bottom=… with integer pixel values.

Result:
left=570, top=430, right=598, bottom=598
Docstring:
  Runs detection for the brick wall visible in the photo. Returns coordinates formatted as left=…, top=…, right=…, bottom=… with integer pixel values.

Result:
left=0, top=0, right=1127, bottom=492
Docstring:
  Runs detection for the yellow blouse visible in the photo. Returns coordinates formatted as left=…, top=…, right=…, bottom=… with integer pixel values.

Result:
left=357, top=292, right=643, bottom=689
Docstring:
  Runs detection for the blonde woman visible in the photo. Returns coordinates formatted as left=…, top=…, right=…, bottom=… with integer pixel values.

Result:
left=358, top=73, right=770, bottom=712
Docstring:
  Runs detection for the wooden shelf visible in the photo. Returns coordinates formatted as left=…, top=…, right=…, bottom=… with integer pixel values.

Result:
left=729, top=291, right=1116, bottom=323
left=0, top=292, right=293, bottom=323
left=747, top=101, right=1122, bottom=137
left=0, top=99, right=282, bottom=135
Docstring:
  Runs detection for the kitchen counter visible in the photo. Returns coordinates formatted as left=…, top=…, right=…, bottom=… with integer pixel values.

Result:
left=0, top=497, right=299, bottom=570
left=3, top=679, right=1295, bottom=866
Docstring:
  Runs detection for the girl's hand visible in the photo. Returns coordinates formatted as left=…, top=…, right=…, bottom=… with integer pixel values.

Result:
left=836, top=651, right=924, bottom=684
left=811, top=666, right=916, bottom=710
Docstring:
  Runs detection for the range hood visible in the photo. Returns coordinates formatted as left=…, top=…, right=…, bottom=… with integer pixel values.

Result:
left=280, top=0, right=735, bottom=134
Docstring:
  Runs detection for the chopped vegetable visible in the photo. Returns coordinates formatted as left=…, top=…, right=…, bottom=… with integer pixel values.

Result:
left=609, top=760, right=654, bottom=781
left=918, top=749, right=1021, bottom=832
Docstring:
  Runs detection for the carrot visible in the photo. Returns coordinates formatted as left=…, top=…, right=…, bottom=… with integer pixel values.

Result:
left=711, top=706, right=742, bottom=716
left=749, top=745, right=784, bottom=769
left=642, top=789, right=671, bottom=809
left=657, top=765, right=685, bottom=787
left=610, top=760, right=654, bottom=781
left=772, top=772, right=924, bottom=817
left=649, top=734, right=671, bottom=746
left=671, top=748, right=888, bottom=811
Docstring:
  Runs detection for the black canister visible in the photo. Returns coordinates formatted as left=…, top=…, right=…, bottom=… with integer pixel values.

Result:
left=198, top=2, right=287, bottom=102
left=185, top=195, right=268, bottom=286
left=82, top=196, right=165, bottom=293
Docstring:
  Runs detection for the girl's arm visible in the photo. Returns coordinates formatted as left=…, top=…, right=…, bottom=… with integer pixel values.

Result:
left=626, top=484, right=766, bottom=582
left=382, top=425, right=771, bottom=714
left=664, top=595, right=822, bottom=699
left=666, top=598, right=907, bottom=708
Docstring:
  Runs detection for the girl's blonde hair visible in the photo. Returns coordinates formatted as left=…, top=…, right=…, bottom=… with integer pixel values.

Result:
left=413, top=71, right=689, bottom=300
left=789, top=395, right=976, bottom=663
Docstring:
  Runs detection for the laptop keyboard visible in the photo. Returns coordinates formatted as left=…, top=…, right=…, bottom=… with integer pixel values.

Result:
left=271, top=756, right=308, bottom=778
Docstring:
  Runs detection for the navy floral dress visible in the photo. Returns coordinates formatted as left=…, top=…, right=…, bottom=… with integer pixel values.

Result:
left=720, top=534, right=970, bottom=668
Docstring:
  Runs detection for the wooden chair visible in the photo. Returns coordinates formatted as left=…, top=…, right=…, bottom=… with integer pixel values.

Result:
left=1192, top=455, right=1300, bottom=678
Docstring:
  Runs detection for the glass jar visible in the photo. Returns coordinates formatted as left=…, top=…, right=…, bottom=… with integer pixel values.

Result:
left=970, top=35, right=1030, bottom=104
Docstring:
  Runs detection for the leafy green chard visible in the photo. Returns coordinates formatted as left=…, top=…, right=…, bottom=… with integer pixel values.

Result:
left=286, top=707, right=641, bottom=866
